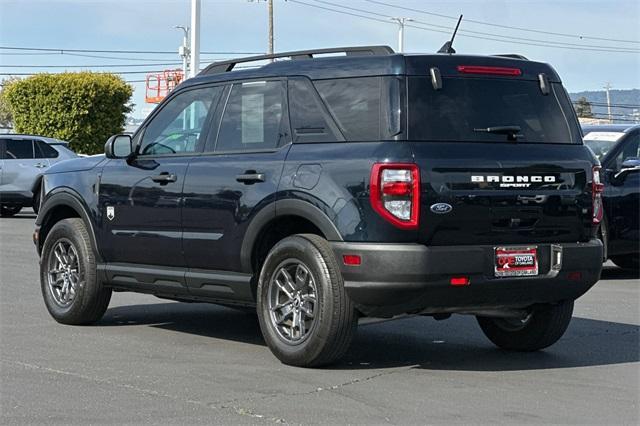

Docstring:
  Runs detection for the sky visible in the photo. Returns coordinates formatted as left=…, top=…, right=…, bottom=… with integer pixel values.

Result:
left=1, top=0, right=639, bottom=118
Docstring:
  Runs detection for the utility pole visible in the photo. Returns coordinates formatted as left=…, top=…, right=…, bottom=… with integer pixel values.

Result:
left=391, top=17, right=413, bottom=53
left=175, top=25, right=190, bottom=78
left=249, top=0, right=274, bottom=59
left=268, top=0, right=274, bottom=56
left=604, top=82, right=612, bottom=122
left=189, top=0, right=201, bottom=78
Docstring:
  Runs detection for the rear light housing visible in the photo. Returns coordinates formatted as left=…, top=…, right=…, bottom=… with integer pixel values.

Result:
left=592, top=166, right=605, bottom=225
left=370, top=163, right=420, bottom=229
left=457, top=65, right=522, bottom=76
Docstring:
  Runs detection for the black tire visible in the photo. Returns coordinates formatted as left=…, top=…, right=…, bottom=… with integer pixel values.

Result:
left=0, top=205, right=22, bottom=217
left=476, top=300, right=574, bottom=351
left=40, top=218, right=111, bottom=325
left=610, top=255, right=639, bottom=271
left=257, top=234, right=357, bottom=367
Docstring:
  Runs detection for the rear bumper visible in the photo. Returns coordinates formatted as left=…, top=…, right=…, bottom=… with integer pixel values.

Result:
left=331, top=239, right=603, bottom=317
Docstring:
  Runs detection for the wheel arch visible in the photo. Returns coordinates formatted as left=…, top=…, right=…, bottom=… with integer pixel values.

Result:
left=36, top=189, right=101, bottom=261
left=240, top=199, right=343, bottom=274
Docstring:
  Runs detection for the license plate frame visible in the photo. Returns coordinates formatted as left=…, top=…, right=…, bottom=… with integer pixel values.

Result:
left=494, top=246, right=538, bottom=277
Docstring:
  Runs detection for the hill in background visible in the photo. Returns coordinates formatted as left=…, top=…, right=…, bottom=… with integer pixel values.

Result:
left=570, top=89, right=640, bottom=124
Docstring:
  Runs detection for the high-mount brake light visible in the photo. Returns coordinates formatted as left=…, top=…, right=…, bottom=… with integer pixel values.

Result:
left=457, top=65, right=522, bottom=76
left=592, top=166, right=605, bottom=225
left=370, top=163, right=420, bottom=230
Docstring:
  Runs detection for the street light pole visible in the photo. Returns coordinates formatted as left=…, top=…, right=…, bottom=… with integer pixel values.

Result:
left=175, top=25, right=190, bottom=78
left=391, top=17, right=413, bottom=53
left=189, top=0, right=201, bottom=78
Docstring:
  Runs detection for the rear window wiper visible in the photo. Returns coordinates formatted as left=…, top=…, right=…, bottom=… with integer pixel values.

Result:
left=473, top=125, right=522, bottom=141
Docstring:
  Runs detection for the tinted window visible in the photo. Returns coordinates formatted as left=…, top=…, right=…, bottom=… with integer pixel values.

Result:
left=314, top=77, right=381, bottom=141
left=139, top=86, right=221, bottom=156
left=408, top=78, right=580, bottom=144
left=216, top=80, right=287, bottom=152
left=288, top=78, right=337, bottom=143
left=4, top=139, right=34, bottom=159
left=613, top=132, right=640, bottom=170
left=35, top=140, right=59, bottom=158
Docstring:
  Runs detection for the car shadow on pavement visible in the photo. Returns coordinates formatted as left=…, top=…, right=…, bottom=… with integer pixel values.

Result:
left=99, top=302, right=639, bottom=372
left=600, top=265, right=640, bottom=280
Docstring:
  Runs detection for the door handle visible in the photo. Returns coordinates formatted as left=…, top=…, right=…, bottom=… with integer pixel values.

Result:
left=236, top=172, right=265, bottom=184
left=151, top=172, right=177, bottom=184
left=34, top=163, right=48, bottom=168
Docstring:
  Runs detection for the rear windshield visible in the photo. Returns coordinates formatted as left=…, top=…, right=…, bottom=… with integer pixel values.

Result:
left=408, top=77, right=581, bottom=144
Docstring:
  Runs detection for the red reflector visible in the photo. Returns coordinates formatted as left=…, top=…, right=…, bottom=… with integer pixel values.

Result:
left=343, top=254, right=361, bottom=266
left=450, top=276, right=470, bottom=286
left=568, top=271, right=582, bottom=281
left=457, top=65, right=522, bottom=76
left=382, top=181, right=412, bottom=196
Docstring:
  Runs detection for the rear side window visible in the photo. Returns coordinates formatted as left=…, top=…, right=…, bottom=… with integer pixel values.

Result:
left=35, top=140, right=59, bottom=158
left=216, top=80, right=288, bottom=152
left=314, top=77, right=381, bottom=141
left=4, top=139, right=34, bottom=159
left=408, top=77, right=581, bottom=144
left=288, top=78, right=338, bottom=143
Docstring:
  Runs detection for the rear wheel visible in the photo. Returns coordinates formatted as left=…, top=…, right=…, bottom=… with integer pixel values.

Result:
left=0, top=205, right=22, bottom=217
left=476, top=300, right=573, bottom=351
left=257, top=234, right=357, bottom=367
left=610, top=255, right=639, bottom=271
left=40, top=218, right=111, bottom=325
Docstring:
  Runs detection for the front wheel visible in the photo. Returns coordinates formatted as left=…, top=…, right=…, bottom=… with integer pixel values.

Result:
left=257, top=234, right=357, bottom=367
left=0, top=205, right=22, bottom=217
left=40, top=218, right=112, bottom=325
left=477, top=300, right=574, bottom=351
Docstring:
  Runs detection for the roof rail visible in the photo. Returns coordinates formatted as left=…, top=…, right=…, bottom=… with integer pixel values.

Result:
left=493, top=54, right=529, bottom=60
left=200, top=45, right=395, bottom=75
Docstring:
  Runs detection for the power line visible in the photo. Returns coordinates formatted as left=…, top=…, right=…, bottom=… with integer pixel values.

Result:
left=364, top=0, right=640, bottom=45
left=0, top=46, right=263, bottom=55
left=288, top=0, right=640, bottom=53
left=297, top=0, right=639, bottom=53
left=312, top=0, right=639, bottom=52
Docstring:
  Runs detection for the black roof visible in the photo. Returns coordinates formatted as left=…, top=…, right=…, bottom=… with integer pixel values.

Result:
left=181, top=45, right=561, bottom=89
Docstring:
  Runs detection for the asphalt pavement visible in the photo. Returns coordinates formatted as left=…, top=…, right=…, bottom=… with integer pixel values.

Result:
left=1, top=209, right=638, bottom=424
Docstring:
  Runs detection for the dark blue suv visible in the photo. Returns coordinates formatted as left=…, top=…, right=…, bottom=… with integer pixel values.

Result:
left=583, top=124, right=640, bottom=270
left=34, top=46, right=603, bottom=366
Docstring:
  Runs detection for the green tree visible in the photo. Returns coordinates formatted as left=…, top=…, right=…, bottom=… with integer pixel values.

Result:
left=574, top=96, right=593, bottom=118
left=4, top=72, right=133, bottom=154
left=0, top=77, right=19, bottom=128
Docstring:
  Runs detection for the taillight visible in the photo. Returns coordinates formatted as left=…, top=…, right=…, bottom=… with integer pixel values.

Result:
left=370, top=163, right=420, bottom=229
left=457, top=65, right=522, bottom=76
left=592, top=166, right=605, bottom=225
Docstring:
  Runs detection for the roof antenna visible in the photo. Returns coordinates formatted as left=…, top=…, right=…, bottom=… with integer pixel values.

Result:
left=437, top=14, right=463, bottom=54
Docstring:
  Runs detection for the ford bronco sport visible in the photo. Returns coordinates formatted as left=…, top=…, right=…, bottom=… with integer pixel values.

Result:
left=34, top=46, right=603, bottom=367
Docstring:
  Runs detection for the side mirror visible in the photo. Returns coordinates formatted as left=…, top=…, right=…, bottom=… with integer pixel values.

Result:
left=105, top=134, right=133, bottom=159
left=614, top=157, right=640, bottom=182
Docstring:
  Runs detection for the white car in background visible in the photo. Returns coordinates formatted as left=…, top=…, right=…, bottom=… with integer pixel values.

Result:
left=0, top=134, right=77, bottom=216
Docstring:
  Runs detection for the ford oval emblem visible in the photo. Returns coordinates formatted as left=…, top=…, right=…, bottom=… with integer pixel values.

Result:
left=430, top=203, right=452, bottom=214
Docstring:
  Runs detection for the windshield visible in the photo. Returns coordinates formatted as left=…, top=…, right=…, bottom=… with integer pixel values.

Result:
left=583, top=131, right=625, bottom=159
left=408, top=77, right=581, bottom=144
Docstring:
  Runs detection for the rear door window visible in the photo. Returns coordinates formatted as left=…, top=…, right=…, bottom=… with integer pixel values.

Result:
left=4, top=139, right=34, bottom=159
left=35, top=140, right=59, bottom=158
left=215, top=80, right=288, bottom=152
left=408, top=77, right=580, bottom=144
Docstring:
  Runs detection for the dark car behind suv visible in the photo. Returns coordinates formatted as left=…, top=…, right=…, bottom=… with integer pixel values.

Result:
left=34, top=46, right=603, bottom=367
left=583, top=124, right=639, bottom=270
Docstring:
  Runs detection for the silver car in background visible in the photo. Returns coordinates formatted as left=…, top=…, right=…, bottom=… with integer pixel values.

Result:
left=0, top=135, right=77, bottom=216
